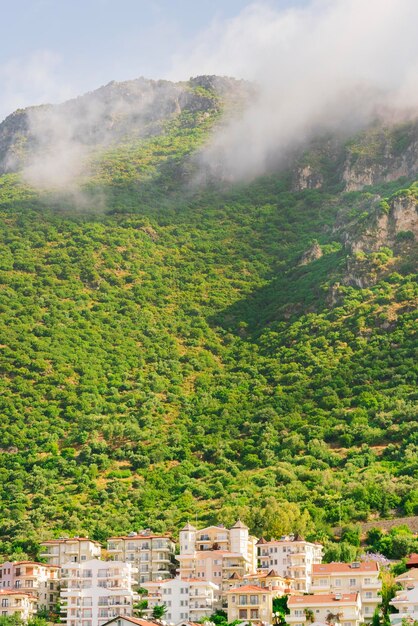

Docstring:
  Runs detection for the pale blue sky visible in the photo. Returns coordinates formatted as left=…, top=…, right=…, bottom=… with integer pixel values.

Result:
left=0, top=0, right=306, bottom=120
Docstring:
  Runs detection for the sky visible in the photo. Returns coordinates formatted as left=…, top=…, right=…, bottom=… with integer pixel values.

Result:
left=0, top=0, right=305, bottom=121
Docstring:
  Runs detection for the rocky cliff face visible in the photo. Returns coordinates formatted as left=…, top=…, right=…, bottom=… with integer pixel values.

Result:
left=342, top=122, right=418, bottom=191
left=0, top=75, right=248, bottom=174
left=345, top=191, right=417, bottom=254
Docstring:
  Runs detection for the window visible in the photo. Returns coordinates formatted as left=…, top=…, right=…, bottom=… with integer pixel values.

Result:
left=319, top=579, right=327, bottom=585
left=365, top=592, right=372, bottom=598
left=239, top=596, right=247, bottom=605
left=349, top=578, right=357, bottom=587
left=239, top=609, right=247, bottom=619
left=335, top=579, right=341, bottom=587
left=250, top=596, right=258, bottom=605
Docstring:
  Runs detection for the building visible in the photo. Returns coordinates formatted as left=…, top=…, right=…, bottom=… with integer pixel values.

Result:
left=226, top=584, right=279, bottom=624
left=178, top=521, right=258, bottom=595
left=311, top=561, right=381, bottom=621
left=390, top=584, right=418, bottom=624
left=0, top=590, right=37, bottom=622
left=0, top=561, right=60, bottom=614
left=405, top=553, right=418, bottom=570
left=143, top=576, right=219, bottom=623
left=288, top=593, right=362, bottom=626
left=257, top=535, right=323, bottom=592
left=225, top=569, right=291, bottom=595
left=101, top=618, right=158, bottom=626
left=395, top=567, right=418, bottom=590
left=40, top=537, right=102, bottom=566
left=107, top=531, right=176, bottom=584
left=60, top=559, right=136, bottom=626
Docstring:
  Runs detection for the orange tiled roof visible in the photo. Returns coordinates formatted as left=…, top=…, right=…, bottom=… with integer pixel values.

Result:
left=1, top=560, right=60, bottom=569
left=0, top=590, right=37, bottom=598
left=289, top=593, right=358, bottom=605
left=313, top=562, right=378, bottom=574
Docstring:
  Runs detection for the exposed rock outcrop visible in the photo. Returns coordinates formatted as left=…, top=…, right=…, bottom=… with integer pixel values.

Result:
left=346, top=192, right=417, bottom=254
left=293, top=165, right=324, bottom=191
left=299, top=241, right=323, bottom=265
left=342, top=122, right=418, bottom=191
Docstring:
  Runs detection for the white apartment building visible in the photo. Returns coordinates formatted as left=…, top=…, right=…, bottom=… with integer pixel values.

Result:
left=390, top=584, right=418, bottom=624
left=257, top=535, right=323, bottom=592
left=178, top=521, right=258, bottom=596
left=0, top=590, right=37, bottom=622
left=143, top=576, right=219, bottom=622
left=107, top=531, right=175, bottom=584
left=288, top=593, right=362, bottom=626
left=60, top=559, right=136, bottom=626
left=395, top=568, right=418, bottom=590
left=40, top=537, right=102, bottom=566
left=311, top=562, right=381, bottom=621
left=0, top=561, right=60, bottom=614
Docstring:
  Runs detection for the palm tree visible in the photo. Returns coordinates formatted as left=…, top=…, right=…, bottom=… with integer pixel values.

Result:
left=326, top=612, right=343, bottom=625
left=152, top=604, right=168, bottom=620
left=304, top=609, right=315, bottom=624
left=133, top=599, right=148, bottom=618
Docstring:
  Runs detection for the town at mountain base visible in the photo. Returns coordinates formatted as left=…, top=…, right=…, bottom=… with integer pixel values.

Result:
left=0, top=76, right=416, bottom=625
left=1, top=522, right=418, bottom=626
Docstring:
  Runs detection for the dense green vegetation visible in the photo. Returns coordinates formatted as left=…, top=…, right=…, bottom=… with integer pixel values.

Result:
left=0, top=88, right=416, bottom=558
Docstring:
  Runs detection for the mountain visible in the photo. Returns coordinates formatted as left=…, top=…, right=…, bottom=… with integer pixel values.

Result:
left=0, top=76, right=416, bottom=554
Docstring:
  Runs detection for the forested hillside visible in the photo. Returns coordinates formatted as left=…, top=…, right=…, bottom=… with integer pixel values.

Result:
left=0, top=76, right=416, bottom=555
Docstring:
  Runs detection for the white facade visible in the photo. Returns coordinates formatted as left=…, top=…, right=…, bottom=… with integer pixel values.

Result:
left=257, top=536, right=323, bottom=592
left=390, top=583, right=418, bottom=624
left=288, top=593, right=362, bottom=626
left=143, top=576, right=219, bottom=623
left=0, top=590, right=37, bottom=622
left=40, top=538, right=102, bottom=566
left=0, top=561, right=60, bottom=613
left=178, top=521, right=257, bottom=597
left=107, top=532, right=175, bottom=584
left=60, top=559, right=135, bottom=626
left=311, top=562, right=381, bottom=621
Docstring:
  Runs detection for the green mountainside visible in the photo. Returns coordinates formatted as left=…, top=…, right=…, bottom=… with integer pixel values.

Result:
left=0, top=76, right=416, bottom=554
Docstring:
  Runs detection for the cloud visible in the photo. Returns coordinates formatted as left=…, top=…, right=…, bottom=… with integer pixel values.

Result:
left=0, top=50, right=74, bottom=122
left=169, top=0, right=418, bottom=181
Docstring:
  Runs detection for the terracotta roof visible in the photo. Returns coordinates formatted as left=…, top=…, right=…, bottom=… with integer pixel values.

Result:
left=41, top=538, right=101, bottom=545
left=313, top=562, right=378, bottom=574
left=1, top=560, right=60, bottom=569
left=107, top=534, right=173, bottom=541
left=289, top=593, right=358, bottom=605
left=0, top=590, right=37, bottom=598
left=227, top=585, right=269, bottom=593
left=406, top=553, right=418, bottom=567
left=101, top=618, right=159, bottom=626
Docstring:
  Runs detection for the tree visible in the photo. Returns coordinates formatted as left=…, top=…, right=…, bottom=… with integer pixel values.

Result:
left=152, top=604, right=168, bottom=620
left=304, top=608, right=315, bottom=624
left=134, top=599, right=149, bottom=617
